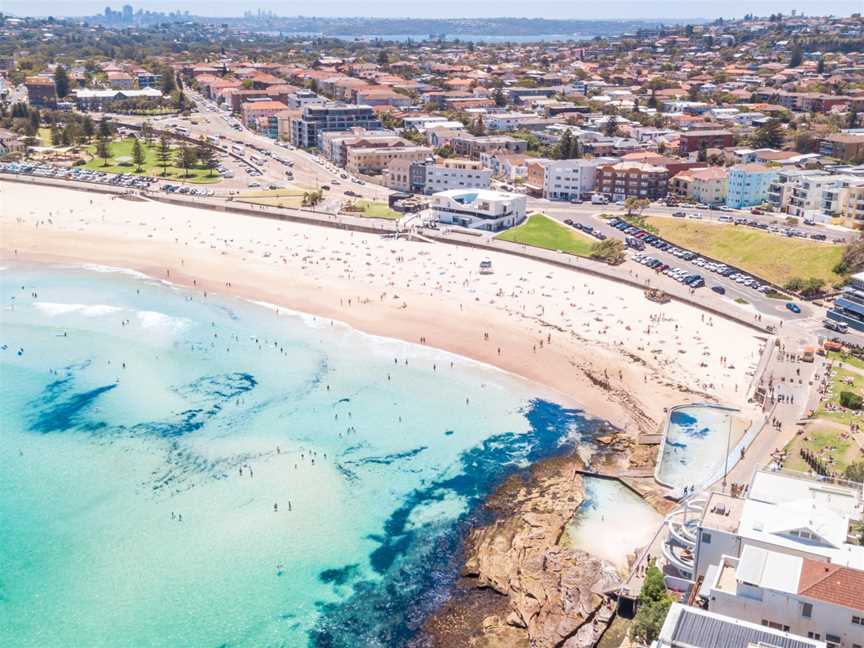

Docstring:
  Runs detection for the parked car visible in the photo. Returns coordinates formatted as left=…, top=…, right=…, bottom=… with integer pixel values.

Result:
left=711, top=286, right=726, bottom=295
left=786, top=303, right=801, bottom=314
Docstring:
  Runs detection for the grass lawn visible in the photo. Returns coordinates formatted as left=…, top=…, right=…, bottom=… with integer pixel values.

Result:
left=236, top=186, right=311, bottom=209
left=783, top=426, right=860, bottom=473
left=815, top=366, right=864, bottom=426
left=495, top=213, right=595, bottom=257
left=84, top=137, right=221, bottom=185
left=352, top=200, right=401, bottom=220
left=644, top=216, right=844, bottom=287
left=37, top=127, right=53, bottom=146
left=828, top=350, right=864, bottom=373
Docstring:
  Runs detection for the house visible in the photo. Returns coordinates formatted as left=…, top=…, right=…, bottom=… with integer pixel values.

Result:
left=726, top=163, right=779, bottom=208
left=107, top=71, right=135, bottom=90
left=450, top=135, right=527, bottom=159
left=430, top=189, right=527, bottom=231
left=705, top=545, right=864, bottom=648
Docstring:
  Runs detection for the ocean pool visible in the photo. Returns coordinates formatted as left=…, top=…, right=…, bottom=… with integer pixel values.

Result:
left=0, top=264, right=608, bottom=648
left=655, top=405, right=736, bottom=492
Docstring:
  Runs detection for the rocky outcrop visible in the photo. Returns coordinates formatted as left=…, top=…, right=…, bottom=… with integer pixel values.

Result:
left=461, top=457, right=622, bottom=648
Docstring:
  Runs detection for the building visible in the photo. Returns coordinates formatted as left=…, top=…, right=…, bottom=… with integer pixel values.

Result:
left=820, top=135, right=864, bottom=163
left=136, top=72, right=162, bottom=88
left=828, top=272, right=864, bottom=332
left=596, top=161, right=669, bottom=200
left=669, top=167, right=729, bottom=205
left=241, top=100, right=289, bottom=129
left=531, top=158, right=612, bottom=201
left=663, top=469, right=864, bottom=583
left=430, top=189, right=527, bottom=231
left=450, top=135, right=528, bottom=159
left=826, top=179, right=864, bottom=222
left=679, top=130, right=735, bottom=155
left=289, top=104, right=382, bottom=149
left=106, top=71, right=135, bottom=90
left=25, top=76, right=56, bottom=107
left=73, top=87, right=163, bottom=111
left=726, top=164, right=779, bottom=209
left=345, top=143, right=432, bottom=175
left=655, top=603, right=826, bottom=648
left=704, top=545, right=864, bottom=647
left=396, top=157, right=491, bottom=194
left=319, top=130, right=401, bottom=167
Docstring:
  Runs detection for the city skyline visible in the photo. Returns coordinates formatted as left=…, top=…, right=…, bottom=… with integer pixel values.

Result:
left=4, top=0, right=863, bottom=19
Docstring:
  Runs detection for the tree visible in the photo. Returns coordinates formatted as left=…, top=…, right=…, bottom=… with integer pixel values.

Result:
left=141, top=120, right=154, bottom=144
left=845, top=461, right=864, bottom=484
left=817, top=56, right=826, bottom=74
left=751, top=119, right=784, bottom=149
left=630, top=564, right=673, bottom=645
left=555, top=130, right=573, bottom=160
left=302, top=189, right=323, bottom=207
left=840, top=391, right=863, bottom=410
left=196, top=138, right=216, bottom=176
left=156, top=135, right=172, bottom=176
left=624, top=197, right=650, bottom=216
left=697, top=139, right=708, bottom=162
left=849, top=105, right=860, bottom=130
left=469, top=114, right=486, bottom=136
left=160, top=69, right=176, bottom=95
left=82, top=115, right=95, bottom=142
left=50, top=124, right=62, bottom=146
left=603, top=115, right=619, bottom=137
left=377, top=49, right=389, bottom=67
left=132, top=138, right=145, bottom=172
left=95, top=135, right=111, bottom=166
left=175, top=144, right=197, bottom=178
left=789, top=41, right=803, bottom=68
left=493, top=87, right=506, bottom=108
left=54, top=65, right=70, bottom=99
left=98, top=117, right=112, bottom=139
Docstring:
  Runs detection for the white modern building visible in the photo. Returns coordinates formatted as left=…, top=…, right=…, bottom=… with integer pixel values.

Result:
left=664, top=469, right=864, bottom=582
left=540, top=158, right=611, bottom=201
left=422, top=158, right=492, bottom=193
left=654, top=603, right=827, bottom=648
left=430, top=189, right=527, bottom=231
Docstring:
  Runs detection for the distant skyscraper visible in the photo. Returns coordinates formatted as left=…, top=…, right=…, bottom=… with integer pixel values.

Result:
left=122, top=4, right=133, bottom=22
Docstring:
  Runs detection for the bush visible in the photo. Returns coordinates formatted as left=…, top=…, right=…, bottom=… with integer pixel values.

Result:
left=840, top=391, right=863, bottom=410
left=631, top=564, right=673, bottom=644
left=845, top=461, right=864, bottom=484
left=590, top=238, right=626, bottom=264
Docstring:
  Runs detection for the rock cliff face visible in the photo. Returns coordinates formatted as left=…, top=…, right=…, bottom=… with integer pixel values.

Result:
left=459, top=456, right=622, bottom=648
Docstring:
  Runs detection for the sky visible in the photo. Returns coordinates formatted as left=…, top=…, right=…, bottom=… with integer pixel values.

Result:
left=4, top=0, right=862, bottom=19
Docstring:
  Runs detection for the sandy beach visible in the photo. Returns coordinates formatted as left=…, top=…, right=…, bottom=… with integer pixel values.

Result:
left=0, top=180, right=767, bottom=434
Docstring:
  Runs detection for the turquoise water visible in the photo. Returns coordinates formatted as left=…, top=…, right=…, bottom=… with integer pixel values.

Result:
left=0, top=264, right=606, bottom=648
left=655, top=406, right=734, bottom=491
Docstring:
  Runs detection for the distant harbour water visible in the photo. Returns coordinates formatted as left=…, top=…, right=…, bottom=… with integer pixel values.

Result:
left=258, top=31, right=588, bottom=42
left=0, top=264, right=609, bottom=647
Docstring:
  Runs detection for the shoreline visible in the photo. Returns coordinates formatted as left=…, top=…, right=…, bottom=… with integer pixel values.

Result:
left=0, top=181, right=767, bottom=439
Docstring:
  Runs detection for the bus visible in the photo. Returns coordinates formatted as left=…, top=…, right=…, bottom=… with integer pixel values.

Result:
left=208, top=135, right=220, bottom=145
left=250, top=155, right=264, bottom=165
left=231, top=144, right=244, bottom=155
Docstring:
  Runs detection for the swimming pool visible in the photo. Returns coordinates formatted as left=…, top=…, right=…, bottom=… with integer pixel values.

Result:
left=655, top=404, right=738, bottom=492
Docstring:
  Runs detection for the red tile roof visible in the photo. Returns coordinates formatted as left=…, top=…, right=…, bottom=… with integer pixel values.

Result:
left=798, top=560, right=864, bottom=612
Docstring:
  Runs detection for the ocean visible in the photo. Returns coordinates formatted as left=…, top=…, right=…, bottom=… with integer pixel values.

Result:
left=0, top=263, right=608, bottom=648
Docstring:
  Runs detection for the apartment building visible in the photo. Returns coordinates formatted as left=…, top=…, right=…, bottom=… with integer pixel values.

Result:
left=240, top=100, right=289, bottom=128
left=668, top=167, right=728, bottom=205
left=825, top=180, right=864, bottom=222
left=289, top=104, right=382, bottom=149
left=527, top=158, right=612, bottom=201
left=726, top=163, right=779, bottom=209
left=450, top=135, right=528, bottom=159
left=25, top=75, right=56, bottom=107
left=705, top=545, right=864, bottom=648
left=679, top=130, right=735, bottom=155
left=820, top=135, right=864, bottom=163
left=319, top=129, right=402, bottom=167
left=430, top=189, right=526, bottom=231
left=402, top=157, right=492, bottom=194
left=596, top=161, right=669, bottom=200
left=828, top=272, right=864, bottom=332
left=345, top=143, right=432, bottom=175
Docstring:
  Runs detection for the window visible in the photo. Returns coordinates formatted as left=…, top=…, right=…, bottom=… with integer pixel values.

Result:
left=853, top=616, right=863, bottom=625
left=808, top=632, right=821, bottom=640
left=802, top=603, right=813, bottom=618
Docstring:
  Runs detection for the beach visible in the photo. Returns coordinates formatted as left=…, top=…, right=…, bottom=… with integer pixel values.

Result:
left=0, top=180, right=766, bottom=434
